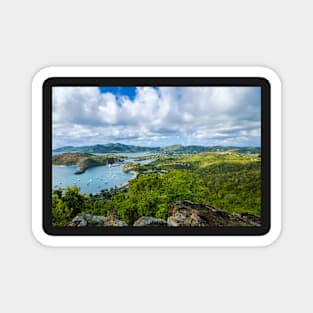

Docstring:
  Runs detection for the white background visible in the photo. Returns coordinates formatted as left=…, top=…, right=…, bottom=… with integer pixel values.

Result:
left=0, top=0, right=311, bottom=312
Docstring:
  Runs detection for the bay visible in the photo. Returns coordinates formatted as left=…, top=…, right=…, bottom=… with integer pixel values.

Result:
left=52, top=152, right=155, bottom=194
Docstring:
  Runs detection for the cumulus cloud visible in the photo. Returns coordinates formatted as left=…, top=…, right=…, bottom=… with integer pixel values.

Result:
left=52, top=86, right=261, bottom=148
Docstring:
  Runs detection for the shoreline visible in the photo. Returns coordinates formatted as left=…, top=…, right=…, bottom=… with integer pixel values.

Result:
left=129, top=170, right=138, bottom=180
left=120, top=170, right=138, bottom=188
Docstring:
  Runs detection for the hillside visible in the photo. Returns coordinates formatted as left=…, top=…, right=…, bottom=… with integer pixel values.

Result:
left=52, top=152, right=261, bottom=226
left=161, top=145, right=260, bottom=154
left=52, top=153, right=125, bottom=174
left=53, top=143, right=260, bottom=155
left=53, top=143, right=159, bottom=154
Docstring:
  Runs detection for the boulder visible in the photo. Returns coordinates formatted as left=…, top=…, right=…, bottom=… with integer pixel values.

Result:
left=167, top=200, right=260, bottom=227
left=89, top=215, right=107, bottom=226
left=133, top=216, right=167, bottom=226
left=69, top=214, right=128, bottom=227
left=68, top=215, right=88, bottom=227
left=102, top=216, right=128, bottom=227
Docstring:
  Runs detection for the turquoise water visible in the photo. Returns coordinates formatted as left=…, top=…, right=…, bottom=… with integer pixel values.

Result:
left=52, top=152, right=155, bottom=194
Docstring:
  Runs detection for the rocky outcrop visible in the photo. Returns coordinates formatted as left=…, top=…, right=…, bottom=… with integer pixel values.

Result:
left=133, top=216, right=167, bottom=226
left=68, top=214, right=128, bottom=227
left=69, top=201, right=260, bottom=227
left=167, top=201, right=261, bottom=227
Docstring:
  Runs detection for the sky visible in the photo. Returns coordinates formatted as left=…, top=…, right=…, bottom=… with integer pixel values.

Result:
left=52, top=86, right=261, bottom=148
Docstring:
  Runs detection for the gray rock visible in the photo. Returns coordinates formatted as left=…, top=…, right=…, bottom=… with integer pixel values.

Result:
left=103, top=216, right=128, bottom=227
left=69, top=215, right=88, bottom=227
left=89, top=215, right=106, bottom=226
left=133, top=216, right=167, bottom=226
left=85, top=214, right=92, bottom=221
left=69, top=214, right=128, bottom=227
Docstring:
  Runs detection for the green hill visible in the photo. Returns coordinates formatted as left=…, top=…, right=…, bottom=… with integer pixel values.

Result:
left=52, top=153, right=125, bottom=174
left=53, top=143, right=260, bottom=155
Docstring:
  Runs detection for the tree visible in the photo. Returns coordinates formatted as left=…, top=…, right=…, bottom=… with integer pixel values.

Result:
left=62, top=186, right=85, bottom=217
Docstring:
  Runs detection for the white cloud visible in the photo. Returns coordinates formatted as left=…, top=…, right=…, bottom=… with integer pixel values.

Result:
left=52, top=86, right=261, bottom=148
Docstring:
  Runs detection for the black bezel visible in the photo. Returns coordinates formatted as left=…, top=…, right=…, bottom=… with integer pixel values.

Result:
left=43, top=77, right=270, bottom=236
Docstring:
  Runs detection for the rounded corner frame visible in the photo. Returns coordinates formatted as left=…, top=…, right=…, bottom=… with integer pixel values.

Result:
left=32, top=66, right=282, bottom=247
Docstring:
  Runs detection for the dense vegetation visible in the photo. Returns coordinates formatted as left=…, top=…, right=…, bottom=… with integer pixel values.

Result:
left=52, top=152, right=261, bottom=226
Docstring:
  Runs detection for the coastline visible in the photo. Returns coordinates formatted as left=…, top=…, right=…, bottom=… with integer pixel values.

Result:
left=120, top=170, right=138, bottom=188
left=129, top=170, right=138, bottom=180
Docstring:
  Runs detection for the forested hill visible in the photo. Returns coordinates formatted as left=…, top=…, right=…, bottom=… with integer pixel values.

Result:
left=52, top=153, right=124, bottom=174
left=53, top=143, right=260, bottom=155
left=53, top=143, right=159, bottom=154
left=161, top=144, right=260, bottom=154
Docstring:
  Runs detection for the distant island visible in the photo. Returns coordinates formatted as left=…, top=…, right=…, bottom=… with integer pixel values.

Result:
left=53, top=143, right=261, bottom=155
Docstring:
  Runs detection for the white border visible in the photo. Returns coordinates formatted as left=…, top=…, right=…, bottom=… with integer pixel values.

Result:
left=32, top=66, right=282, bottom=247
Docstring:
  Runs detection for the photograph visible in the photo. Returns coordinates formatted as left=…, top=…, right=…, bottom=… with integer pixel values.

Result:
left=52, top=85, right=262, bottom=228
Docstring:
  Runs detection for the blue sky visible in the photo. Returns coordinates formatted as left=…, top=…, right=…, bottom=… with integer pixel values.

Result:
left=52, top=86, right=261, bottom=148
left=99, top=87, right=137, bottom=101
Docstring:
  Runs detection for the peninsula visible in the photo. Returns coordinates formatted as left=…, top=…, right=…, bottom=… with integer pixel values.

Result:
left=52, top=153, right=125, bottom=174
